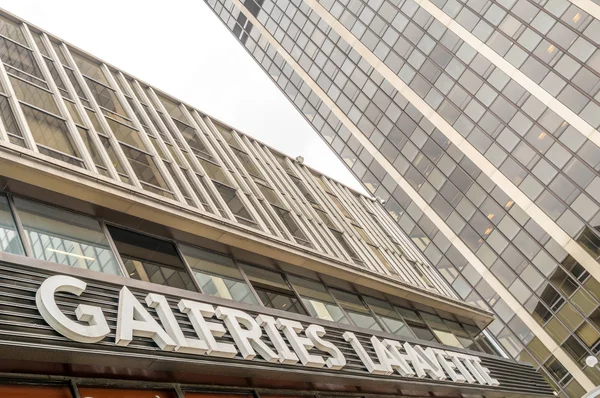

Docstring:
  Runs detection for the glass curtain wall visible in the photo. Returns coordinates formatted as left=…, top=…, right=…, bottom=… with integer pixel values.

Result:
left=203, top=0, right=600, bottom=392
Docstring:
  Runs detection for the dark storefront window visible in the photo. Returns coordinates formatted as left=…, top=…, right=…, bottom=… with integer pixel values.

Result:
left=107, top=226, right=195, bottom=291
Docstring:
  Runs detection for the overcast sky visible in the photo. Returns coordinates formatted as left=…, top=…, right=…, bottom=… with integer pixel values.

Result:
left=0, top=0, right=366, bottom=194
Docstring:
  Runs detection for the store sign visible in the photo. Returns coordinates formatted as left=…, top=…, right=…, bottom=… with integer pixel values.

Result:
left=36, top=275, right=499, bottom=387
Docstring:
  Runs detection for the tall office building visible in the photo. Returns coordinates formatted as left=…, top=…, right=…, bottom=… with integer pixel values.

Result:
left=0, top=7, right=552, bottom=398
left=204, top=0, right=600, bottom=395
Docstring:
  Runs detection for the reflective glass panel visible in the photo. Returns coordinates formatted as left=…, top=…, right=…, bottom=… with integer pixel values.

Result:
left=15, top=197, right=120, bottom=275
left=0, top=194, right=23, bottom=255
left=179, top=243, right=257, bottom=304
left=240, top=263, right=306, bottom=314
left=108, top=226, right=195, bottom=291
left=287, top=274, right=349, bottom=324
left=395, top=307, right=438, bottom=342
left=330, top=288, right=382, bottom=331
left=364, top=296, right=414, bottom=338
left=421, top=312, right=463, bottom=347
left=22, top=104, right=79, bottom=158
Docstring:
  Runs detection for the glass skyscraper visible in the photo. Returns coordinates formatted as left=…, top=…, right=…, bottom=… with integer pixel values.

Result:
left=203, top=0, right=600, bottom=395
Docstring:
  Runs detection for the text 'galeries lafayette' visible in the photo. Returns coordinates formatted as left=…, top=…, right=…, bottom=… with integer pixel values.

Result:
left=36, top=275, right=499, bottom=386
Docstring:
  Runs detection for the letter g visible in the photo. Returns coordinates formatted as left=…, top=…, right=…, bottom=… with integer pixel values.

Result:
left=36, top=275, right=110, bottom=343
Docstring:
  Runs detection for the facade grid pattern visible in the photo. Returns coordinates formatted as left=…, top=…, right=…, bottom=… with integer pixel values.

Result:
left=201, top=0, right=600, bottom=395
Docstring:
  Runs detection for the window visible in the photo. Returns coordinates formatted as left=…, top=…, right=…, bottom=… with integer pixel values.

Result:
left=78, top=127, right=108, bottom=175
left=395, top=307, right=438, bottom=342
left=9, top=75, right=59, bottom=115
left=315, top=208, right=336, bottom=228
left=475, top=333, right=502, bottom=355
left=176, top=120, right=214, bottom=161
left=232, top=147, right=263, bottom=179
left=179, top=244, right=257, bottom=305
left=446, top=319, right=479, bottom=350
left=15, top=197, right=121, bottom=275
left=119, top=144, right=173, bottom=199
left=576, top=320, right=600, bottom=349
left=213, top=182, right=256, bottom=225
left=21, top=104, right=82, bottom=166
left=0, top=15, right=27, bottom=45
left=165, top=163, right=194, bottom=206
left=419, top=313, right=463, bottom=347
left=543, top=356, right=569, bottom=383
left=216, top=124, right=243, bottom=150
left=330, top=288, right=382, bottom=331
left=562, top=336, right=588, bottom=364
left=0, top=194, right=23, bottom=255
left=240, top=263, right=306, bottom=314
left=364, top=296, right=414, bottom=338
left=108, top=226, right=195, bottom=290
left=272, top=206, right=312, bottom=247
left=91, top=89, right=172, bottom=196
left=99, top=135, right=129, bottom=183
left=198, top=177, right=225, bottom=216
left=256, top=183, right=283, bottom=207
left=330, top=194, right=353, bottom=220
left=292, top=177, right=318, bottom=204
left=0, top=36, right=44, bottom=81
left=71, top=52, right=109, bottom=85
left=65, top=68, right=88, bottom=104
left=84, top=74, right=124, bottom=113
left=330, top=228, right=362, bottom=263
left=0, top=94, right=25, bottom=146
left=198, top=157, right=229, bottom=185
left=287, top=275, right=349, bottom=324
left=458, top=320, right=486, bottom=355
left=156, top=93, right=187, bottom=123
left=105, top=118, right=145, bottom=149
left=154, top=110, right=185, bottom=148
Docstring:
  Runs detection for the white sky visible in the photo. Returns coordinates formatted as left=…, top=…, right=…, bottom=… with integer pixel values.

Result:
left=0, top=0, right=367, bottom=194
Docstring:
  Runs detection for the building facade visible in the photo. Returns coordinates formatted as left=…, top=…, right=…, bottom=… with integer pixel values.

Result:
left=203, top=0, right=600, bottom=395
left=0, top=7, right=552, bottom=398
